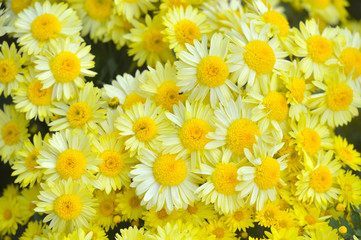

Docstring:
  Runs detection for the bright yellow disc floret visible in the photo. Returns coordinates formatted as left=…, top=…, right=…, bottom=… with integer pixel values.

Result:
left=326, top=83, right=353, bottom=111
left=84, top=0, right=113, bottom=23
left=50, top=51, right=81, bottom=84
left=299, top=128, right=321, bottom=156
left=211, top=162, right=239, bottom=195
left=99, top=150, right=124, bottom=177
left=66, top=102, right=92, bottom=128
left=179, top=118, right=211, bottom=151
left=31, top=14, right=61, bottom=42
left=54, top=194, right=82, bottom=220
left=153, top=154, right=187, bottom=186
left=306, top=35, right=333, bottom=64
left=339, top=47, right=361, bottom=79
left=263, top=91, right=289, bottom=123
left=133, top=117, right=157, bottom=142
left=174, top=19, right=200, bottom=46
left=254, top=157, right=280, bottom=190
left=197, top=56, right=229, bottom=88
left=56, top=149, right=87, bottom=180
left=1, top=121, right=20, bottom=145
left=0, top=59, right=18, bottom=84
left=262, top=11, right=289, bottom=37
left=309, top=166, right=333, bottom=193
left=27, top=81, right=53, bottom=106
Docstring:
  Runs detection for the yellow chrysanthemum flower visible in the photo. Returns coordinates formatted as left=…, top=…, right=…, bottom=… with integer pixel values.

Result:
left=115, top=226, right=148, bottom=240
left=255, top=201, right=282, bottom=228
left=337, top=170, right=361, bottom=210
left=115, top=188, right=146, bottom=221
left=142, top=207, right=179, bottom=230
left=114, top=0, right=156, bottom=21
left=292, top=203, right=330, bottom=229
left=18, top=185, right=41, bottom=223
left=304, top=224, right=339, bottom=240
left=64, top=228, right=94, bottom=240
left=94, top=190, right=117, bottom=231
left=0, top=195, right=23, bottom=236
left=224, top=206, right=255, bottom=232
left=205, top=217, right=237, bottom=240
left=264, top=227, right=302, bottom=240
left=333, top=135, right=361, bottom=171
left=19, top=221, right=45, bottom=240
left=179, top=200, right=216, bottom=226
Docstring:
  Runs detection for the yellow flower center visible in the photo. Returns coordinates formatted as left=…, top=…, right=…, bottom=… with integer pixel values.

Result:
left=54, top=194, right=82, bottom=220
left=339, top=47, right=361, bottom=79
left=244, top=40, right=276, bottom=75
left=336, top=203, right=345, bottom=212
left=307, top=35, right=333, bottom=64
left=123, top=0, right=139, bottom=3
left=11, top=0, right=32, bottom=14
left=1, top=121, right=20, bottom=145
left=0, top=59, right=18, bottom=84
left=261, top=11, right=289, bottom=37
left=56, top=149, right=87, bottom=180
left=211, top=163, right=239, bottom=195
left=311, top=0, right=331, bottom=9
left=309, top=166, right=333, bottom=193
left=129, top=196, right=140, bottom=208
left=299, top=128, right=321, bottom=156
left=197, top=56, right=229, bottom=88
left=291, top=78, right=306, bottom=103
left=123, top=93, right=146, bottom=110
left=84, top=0, right=113, bottom=23
left=99, top=150, right=124, bottom=177
left=254, top=157, right=280, bottom=190
left=156, top=209, right=169, bottom=219
left=143, top=28, right=168, bottom=53
left=27, top=80, right=53, bottom=106
left=338, top=147, right=354, bottom=164
left=25, top=148, right=40, bottom=172
left=263, top=91, right=289, bottom=123
left=233, top=210, right=244, bottom=221
left=155, top=81, right=184, bottom=111
left=187, top=205, right=198, bottom=214
left=31, top=13, right=61, bottom=42
left=66, top=102, right=92, bottom=128
left=165, top=0, right=189, bottom=8
left=305, top=214, right=316, bottom=225
left=100, top=200, right=115, bottom=216
left=153, top=154, right=187, bottom=186
left=179, top=118, right=211, bottom=151
left=174, top=19, right=200, bottom=47
left=133, top=117, right=157, bottom=142
left=108, top=97, right=120, bottom=109
left=226, top=119, right=260, bottom=156
left=213, top=227, right=225, bottom=239
left=3, top=209, right=12, bottom=220
left=326, top=83, right=353, bottom=111
left=50, top=51, right=81, bottom=84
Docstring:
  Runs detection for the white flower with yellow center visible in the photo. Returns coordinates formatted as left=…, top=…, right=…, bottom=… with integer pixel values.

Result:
left=34, top=179, right=97, bottom=233
left=37, top=129, right=100, bottom=185
left=92, top=133, right=132, bottom=194
left=4, top=0, right=33, bottom=32
left=176, top=33, right=240, bottom=107
left=195, top=148, right=243, bottom=214
left=0, top=104, right=29, bottom=164
left=35, top=38, right=96, bottom=101
left=205, top=96, right=280, bottom=161
left=295, top=150, right=341, bottom=209
left=11, top=133, right=49, bottom=188
left=290, top=19, right=338, bottom=81
left=289, top=113, right=333, bottom=158
left=115, top=100, right=172, bottom=156
left=140, top=61, right=187, bottom=112
left=0, top=41, right=26, bottom=97
left=114, top=0, right=156, bottom=21
left=163, top=5, right=212, bottom=53
left=237, top=142, right=287, bottom=210
left=159, top=101, right=216, bottom=170
left=14, top=1, right=82, bottom=55
left=309, top=73, right=361, bottom=128
left=130, top=148, right=201, bottom=213
left=103, top=71, right=146, bottom=111
left=125, top=14, right=175, bottom=67
left=13, top=69, right=53, bottom=122
left=49, top=82, right=107, bottom=134
left=227, top=22, right=290, bottom=89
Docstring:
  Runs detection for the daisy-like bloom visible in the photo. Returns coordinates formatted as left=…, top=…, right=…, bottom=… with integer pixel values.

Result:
left=125, top=14, right=175, bottom=67
left=92, top=133, right=132, bottom=194
left=115, top=226, right=148, bottom=240
left=289, top=113, right=333, bottom=158
left=115, top=100, right=172, bottom=156
left=14, top=1, right=82, bottom=55
left=0, top=195, right=23, bottom=236
left=104, top=14, right=133, bottom=50
left=255, top=201, right=281, bottom=228
left=175, top=33, right=240, bottom=107
left=237, top=142, right=287, bottom=210
left=35, top=38, right=96, bottom=101
left=310, top=73, right=361, bottom=128
left=159, top=0, right=189, bottom=13
left=114, top=0, right=156, bottom=21
left=195, top=148, right=243, bottom=214
left=130, top=147, right=201, bottom=213
left=103, top=71, right=146, bottom=111
left=11, top=133, right=49, bottom=188
left=35, top=179, right=97, bottom=233
left=290, top=19, right=338, bottom=81
left=115, top=188, right=146, bottom=221
left=179, top=200, right=216, bottom=226
left=0, top=104, right=29, bottom=164
left=334, top=28, right=361, bottom=82
left=93, top=190, right=117, bottom=231
left=4, top=0, right=33, bottom=27
left=142, top=207, right=180, bottom=230
left=301, top=0, right=340, bottom=25
left=0, top=41, right=26, bottom=97
left=13, top=68, right=53, bottom=122
left=280, top=60, right=312, bottom=121
left=160, top=101, right=216, bottom=170
left=64, top=228, right=93, bottom=240
left=337, top=170, right=361, bottom=210
left=140, top=61, right=186, bottom=112
left=264, top=227, right=302, bottom=240
left=224, top=206, right=254, bottom=232
left=37, top=129, right=100, bottom=185
left=0, top=3, right=10, bottom=37
left=205, top=96, right=280, bottom=160
left=227, top=22, right=290, bottom=89
left=333, top=135, right=361, bottom=171
left=292, top=203, right=330, bottom=229
left=162, top=6, right=211, bottom=53
left=148, top=222, right=191, bottom=240
left=295, top=150, right=341, bottom=209
left=2, top=184, right=20, bottom=198
left=68, top=0, right=114, bottom=42
left=84, top=224, right=108, bottom=240
left=49, top=82, right=106, bottom=133
left=19, top=220, right=45, bottom=240
left=18, top=185, right=41, bottom=222
left=205, top=217, right=237, bottom=240
left=304, top=224, right=339, bottom=240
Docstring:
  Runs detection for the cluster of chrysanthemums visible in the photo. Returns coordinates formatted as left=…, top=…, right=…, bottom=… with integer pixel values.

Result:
left=0, top=0, right=361, bottom=239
